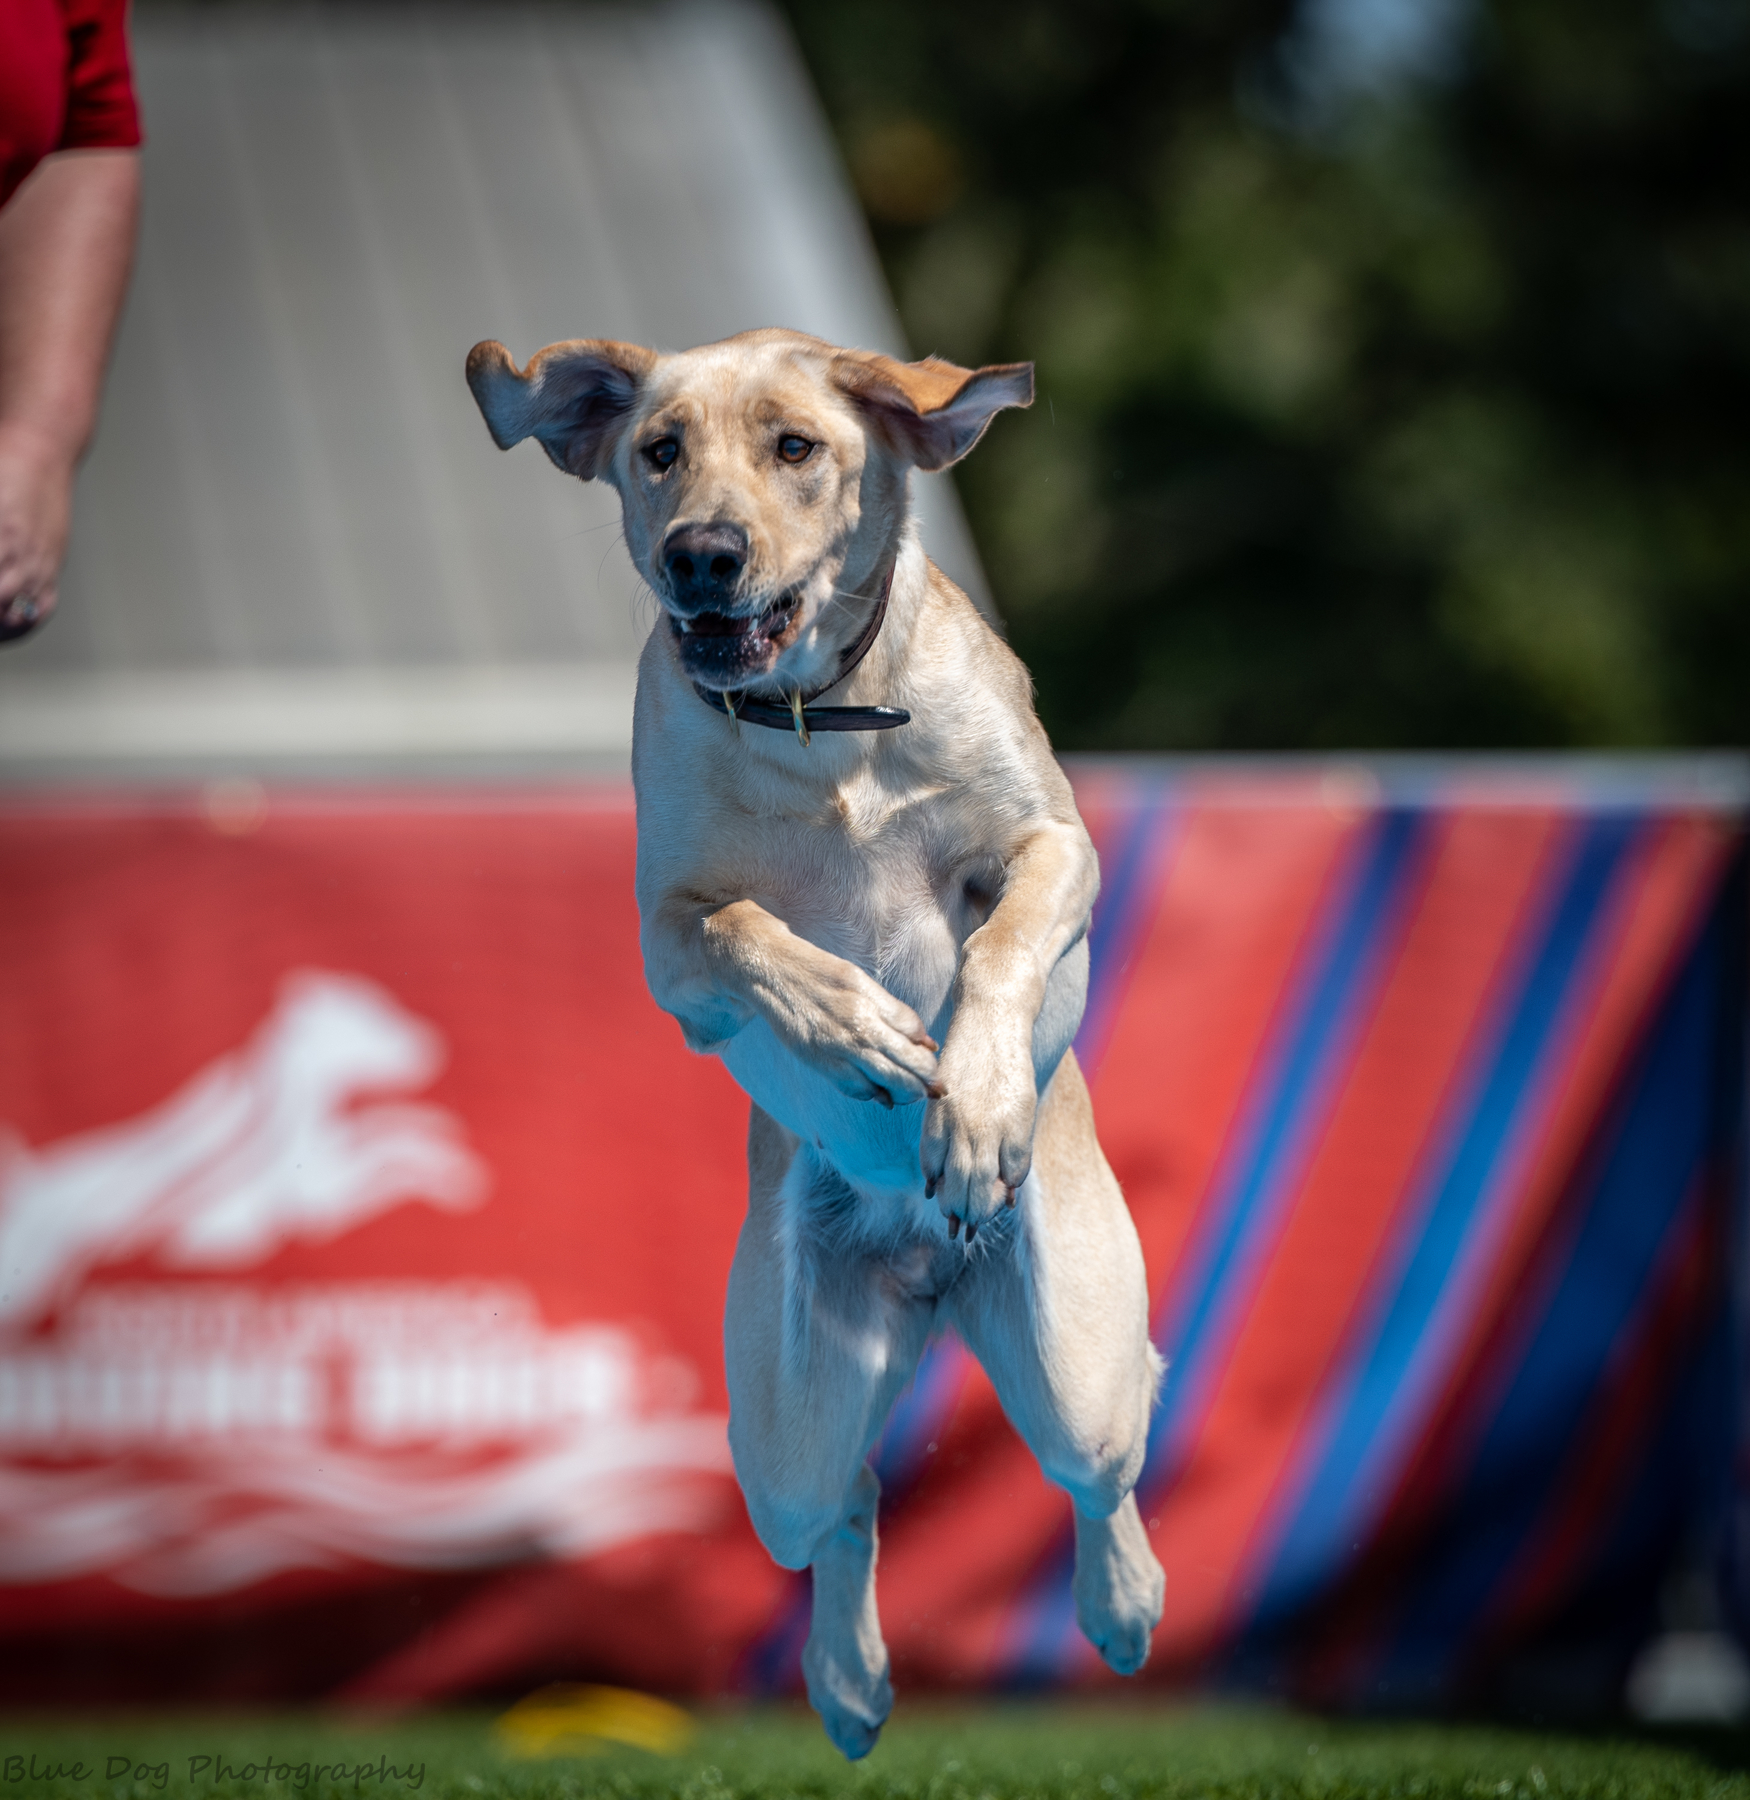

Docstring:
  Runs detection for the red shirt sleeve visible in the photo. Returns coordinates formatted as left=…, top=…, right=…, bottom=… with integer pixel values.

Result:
left=0, top=0, right=140, bottom=210
left=0, top=0, right=70, bottom=206
left=57, top=0, right=142, bottom=152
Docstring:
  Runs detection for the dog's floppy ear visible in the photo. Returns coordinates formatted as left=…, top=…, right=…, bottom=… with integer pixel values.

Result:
left=832, top=351, right=1034, bottom=471
left=465, top=338, right=657, bottom=479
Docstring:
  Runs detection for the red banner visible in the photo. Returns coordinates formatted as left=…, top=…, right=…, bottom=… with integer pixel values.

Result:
left=0, top=788, right=784, bottom=1700
left=0, top=776, right=1738, bottom=1708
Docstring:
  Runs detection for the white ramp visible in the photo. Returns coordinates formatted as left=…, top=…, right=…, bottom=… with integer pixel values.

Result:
left=0, top=2, right=988, bottom=780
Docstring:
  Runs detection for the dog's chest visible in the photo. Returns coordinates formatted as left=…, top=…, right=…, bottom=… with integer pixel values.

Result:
left=753, top=780, right=974, bottom=1016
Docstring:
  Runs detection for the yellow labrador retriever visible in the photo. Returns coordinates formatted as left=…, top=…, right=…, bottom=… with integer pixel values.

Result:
left=466, top=328, right=1164, bottom=1756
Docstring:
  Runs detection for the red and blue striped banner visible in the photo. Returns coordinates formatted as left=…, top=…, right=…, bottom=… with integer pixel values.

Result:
left=783, top=765, right=1744, bottom=1708
left=0, top=765, right=1740, bottom=1705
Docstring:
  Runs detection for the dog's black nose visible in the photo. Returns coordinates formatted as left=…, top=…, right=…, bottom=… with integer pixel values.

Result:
left=664, top=522, right=748, bottom=602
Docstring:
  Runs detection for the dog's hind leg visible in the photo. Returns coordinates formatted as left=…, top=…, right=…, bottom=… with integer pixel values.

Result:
left=939, top=1051, right=1165, bottom=1676
left=801, top=1460, right=888, bottom=1759
left=726, top=1105, right=935, bottom=1759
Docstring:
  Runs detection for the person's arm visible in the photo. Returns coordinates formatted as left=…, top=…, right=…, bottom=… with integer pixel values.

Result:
left=0, top=146, right=140, bottom=636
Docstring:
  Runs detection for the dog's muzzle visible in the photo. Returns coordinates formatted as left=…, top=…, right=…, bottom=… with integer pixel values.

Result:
left=661, top=521, right=801, bottom=686
left=667, top=591, right=801, bottom=687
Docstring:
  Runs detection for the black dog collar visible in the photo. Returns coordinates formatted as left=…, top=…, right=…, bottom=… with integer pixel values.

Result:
left=690, top=560, right=909, bottom=745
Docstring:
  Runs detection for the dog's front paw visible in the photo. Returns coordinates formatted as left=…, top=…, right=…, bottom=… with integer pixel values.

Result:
left=919, top=1020, right=1036, bottom=1235
left=767, top=950, right=942, bottom=1108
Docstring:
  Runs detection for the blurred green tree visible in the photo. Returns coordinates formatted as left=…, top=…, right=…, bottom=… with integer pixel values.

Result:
left=780, top=0, right=1750, bottom=750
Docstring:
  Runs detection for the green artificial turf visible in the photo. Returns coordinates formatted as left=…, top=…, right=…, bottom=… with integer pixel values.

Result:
left=2, top=1703, right=1747, bottom=1800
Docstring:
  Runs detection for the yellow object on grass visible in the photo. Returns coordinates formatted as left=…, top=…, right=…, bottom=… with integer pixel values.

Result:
left=495, top=1683, right=695, bottom=1759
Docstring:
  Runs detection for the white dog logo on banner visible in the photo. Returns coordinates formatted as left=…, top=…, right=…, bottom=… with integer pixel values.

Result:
left=0, top=971, right=735, bottom=1594
left=0, top=970, right=488, bottom=1325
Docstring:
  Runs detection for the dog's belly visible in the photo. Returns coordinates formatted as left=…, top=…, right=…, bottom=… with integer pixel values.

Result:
left=722, top=1023, right=928, bottom=1194
left=717, top=873, right=965, bottom=1198
left=720, top=931, right=1091, bottom=1206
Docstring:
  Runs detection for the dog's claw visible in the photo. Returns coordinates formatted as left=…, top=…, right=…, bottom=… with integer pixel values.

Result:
left=924, top=1176, right=937, bottom=1200
left=1005, top=1185, right=1018, bottom=1209
left=965, top=1218, right=979, bottom=1243
left=920, top=1034, right=940, bottom=1053
left=947, top=1213, right=961, bottom=1239
left=924, top=1080, right=947, bottom=1100
left=872, top=1085, right=893, bottom=1109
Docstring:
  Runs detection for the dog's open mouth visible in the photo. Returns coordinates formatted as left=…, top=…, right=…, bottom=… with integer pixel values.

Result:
left=670, top=591, right=802, bottom=687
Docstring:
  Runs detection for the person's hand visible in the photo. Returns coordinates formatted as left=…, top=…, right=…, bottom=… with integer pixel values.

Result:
left=0, top=421, right=73, bottom=640
left=0, top=147, right=141, bottom=645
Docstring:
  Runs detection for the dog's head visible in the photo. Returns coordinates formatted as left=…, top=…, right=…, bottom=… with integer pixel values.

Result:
left=465, top=328, right=1032, bottom=693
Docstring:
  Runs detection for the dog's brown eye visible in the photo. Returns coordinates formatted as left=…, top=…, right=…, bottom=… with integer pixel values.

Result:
left=778, top=435, right=814, bottom=464
left=645, top=437, right=679, bottom=470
